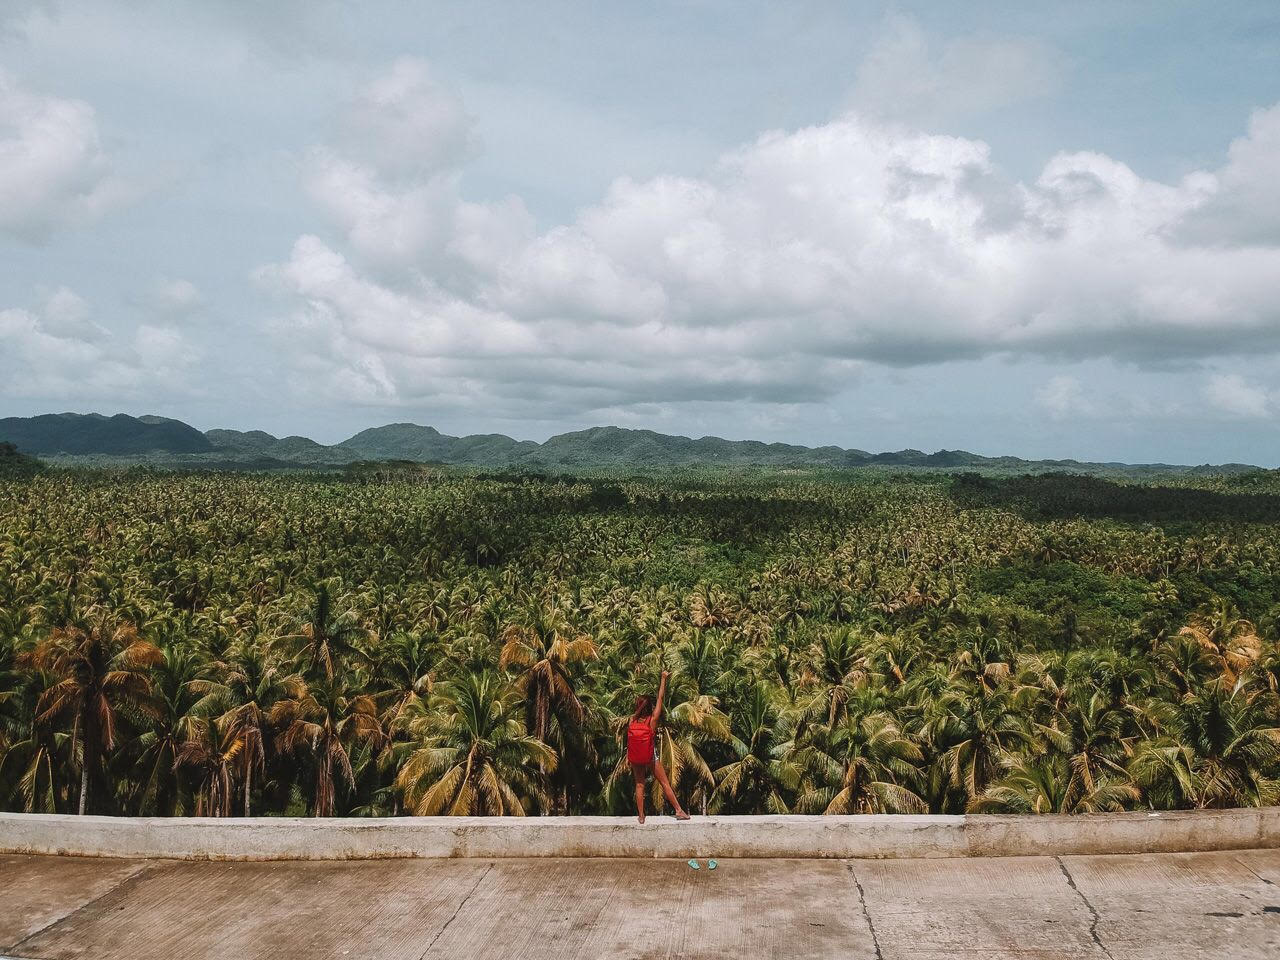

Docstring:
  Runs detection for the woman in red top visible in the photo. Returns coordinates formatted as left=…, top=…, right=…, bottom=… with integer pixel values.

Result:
left=627, top=670, right=691, bottom=823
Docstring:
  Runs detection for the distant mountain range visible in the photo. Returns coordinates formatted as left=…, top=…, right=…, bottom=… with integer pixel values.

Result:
left=0, top=412, right=1263, bottom=475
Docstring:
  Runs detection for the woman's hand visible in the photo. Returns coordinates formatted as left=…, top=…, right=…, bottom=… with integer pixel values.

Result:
left=661, top=670, right=670, bottom=680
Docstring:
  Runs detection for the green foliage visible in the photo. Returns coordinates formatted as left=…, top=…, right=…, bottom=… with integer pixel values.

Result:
left=1, top=467, right=1278, bottom=818
left=0, top=443, right=44, bottom=478
left=978, top=561, right=1146, bottom=613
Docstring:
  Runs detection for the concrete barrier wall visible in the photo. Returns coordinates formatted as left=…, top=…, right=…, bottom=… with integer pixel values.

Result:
left=2, top=808, right=1277, bottom=860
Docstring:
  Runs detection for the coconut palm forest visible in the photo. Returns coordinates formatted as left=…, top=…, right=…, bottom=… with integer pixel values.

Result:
left=3, top=463, right=1280, bottom=819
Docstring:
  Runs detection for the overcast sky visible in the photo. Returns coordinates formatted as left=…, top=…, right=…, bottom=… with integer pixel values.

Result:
left=2, top=1, right=1279, bottom=464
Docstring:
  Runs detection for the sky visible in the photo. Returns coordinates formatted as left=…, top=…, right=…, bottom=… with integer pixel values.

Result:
left=1, top=0, right=1279, bottom=465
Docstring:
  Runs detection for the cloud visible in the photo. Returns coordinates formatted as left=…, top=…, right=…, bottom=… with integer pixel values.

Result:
left=1177, top=103, right=1280, bottom=247
left=0, top=288, right=196, bottom=402
left=303, top=151, right=466, bottom=271
left=256, top=59, right=1280, bottom=420
left=301, top=57, right=485, bottom=272
left=0, top=72, right=125, bottom=242
left=1203, top=374, right=1272, bottom=419
left=146, top=278, right=203, bottom=319
left=334, top=57, right=474, bottom=182
left=1036, top=376, right=1094, bottom=420
left=848, top=15, right=1066, bottom=126
left=37, top=286, right=106, bottom=340
left=255, top=233, right=853, bottom=417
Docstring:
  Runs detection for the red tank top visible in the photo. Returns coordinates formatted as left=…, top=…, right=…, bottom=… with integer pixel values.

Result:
left=627, top=719, right=655, bottom=764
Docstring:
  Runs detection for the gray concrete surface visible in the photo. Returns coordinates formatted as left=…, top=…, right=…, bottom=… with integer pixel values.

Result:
left=4, top=808, right=1278, bottom=860
left=3, top=850, right=1279, bottom=959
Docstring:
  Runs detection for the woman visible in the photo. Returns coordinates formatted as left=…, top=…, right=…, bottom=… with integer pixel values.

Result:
left=627, top=670, right=691, bottom=823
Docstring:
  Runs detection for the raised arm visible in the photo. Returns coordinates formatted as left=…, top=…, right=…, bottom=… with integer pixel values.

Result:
left=651, top=670, right=669, bottom=730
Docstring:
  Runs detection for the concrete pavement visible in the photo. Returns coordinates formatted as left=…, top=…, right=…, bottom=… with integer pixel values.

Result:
left=4, top=849, right=1279, bottom=959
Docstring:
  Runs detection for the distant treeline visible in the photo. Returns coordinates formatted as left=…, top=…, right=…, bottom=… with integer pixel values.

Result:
left=950, top=472, right=1280, bottom=523
left=0, top=442, right=43, bottom=477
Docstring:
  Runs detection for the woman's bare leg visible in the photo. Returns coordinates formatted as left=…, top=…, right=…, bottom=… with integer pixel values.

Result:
left=631, top=764, right=647, bottom=823
left=653, top=759, right=690, bottom=819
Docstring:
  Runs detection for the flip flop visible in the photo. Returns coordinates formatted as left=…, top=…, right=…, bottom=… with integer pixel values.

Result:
left=687, top=859, right=700, bottom=870
left=707, top=860, right=718, bottom=870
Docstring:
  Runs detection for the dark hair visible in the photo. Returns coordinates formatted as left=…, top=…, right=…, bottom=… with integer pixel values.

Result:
left=633, top=694, right=653, bottom=718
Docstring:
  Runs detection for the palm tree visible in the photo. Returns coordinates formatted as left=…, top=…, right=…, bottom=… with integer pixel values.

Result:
left=791, top=711, right=926, bottom=814
left=672, top=629, right=728, bottom=700
left=799, top=627, right=871, bottom=730
left=1178, top=686, right=1280, bottom=808
left=366, top=630, right=438, bottom=729
left=21, top=613, right=161, bottom=814
left=272, top=676, right=383, bottom=816
left=499, top=603, right=597, bottom=742
left=285, top=582, right=365, bottom=681
left=1127, top=683, right=1280, bottom=810
left=1128, top=737, right=1199, bottom=809
left=1178, top=600, right=1263, bottom=686
left=1156, top=633, right=1224, bottom=698
left=174, top=718, right=235, bottom=816
left=197, top=643, right=302, bottom=817
left=1, top=727, right=66, bottom=813
left=1035, top=686, right=1137, bottom=805
left=971, top=755, right=1137, bottom=813
left=0, top=664, right=68, bottom=813
left=132, top=646, right=204, bottom=815
left=864, top=630, right=923, bottom=693
left=927, top=684, right=1034, bottom=806
left=395, top=673, right=555, bottom=816
left=710, top=683, right=794, bottom=814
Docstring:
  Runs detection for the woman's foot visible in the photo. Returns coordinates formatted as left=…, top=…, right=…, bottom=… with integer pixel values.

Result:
left=675, top=809, right=691, bottom=820
left=637, top=813, right=646, bottom=824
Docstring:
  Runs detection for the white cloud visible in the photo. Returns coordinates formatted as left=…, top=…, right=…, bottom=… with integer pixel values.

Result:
left=0, top=72, right=124, bottom=242
left=848, top=15, right=1065, bottom=126
left=0, top=289, right=196, bottom=402
left=256, top=233, right=848, bottom=416
left=303, top=150, right=465, bottom=271
left=335, top=57, right=473, bottom=182
left=301, top=57, right=488, bottom=272
left=1036, top=376, right=1094, bottom=420
left=1178, top=103, right=1280, bottom=247
left=147, top=278, right=203, bottom=318
left=37, top=286, right=106, bottom=340
left=1203, top=374, right=1271, bottom=419
left=256, top=59, right=1280, bottom=420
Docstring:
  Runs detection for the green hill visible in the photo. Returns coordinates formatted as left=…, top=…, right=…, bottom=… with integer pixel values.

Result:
left=0, top=413, right=213, bottom=456
left=523, top=426, right=867, bottom=468
left=206, top=429, right=336, bottom=463
left=337, top=423, right=538, bottom=464
left=0, top=412, right=1264, bottom=475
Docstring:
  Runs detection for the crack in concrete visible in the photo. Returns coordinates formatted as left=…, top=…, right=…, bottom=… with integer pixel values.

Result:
left=7, top=860, right=165, bottom=955
left=417, top=861, right=494, bottom=960
left=1055, top=856, right=1115, bottom=960
left=1235, top=856, right=1276, bottom=886
left=846, top=863, right=883, bottom=960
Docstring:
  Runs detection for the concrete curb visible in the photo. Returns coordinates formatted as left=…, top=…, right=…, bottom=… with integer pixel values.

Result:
left=2, top=808, right=1277, bottom=860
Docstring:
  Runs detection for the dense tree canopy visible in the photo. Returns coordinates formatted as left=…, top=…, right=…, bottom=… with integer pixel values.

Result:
left=2, top=466, right=1278, bottom=817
